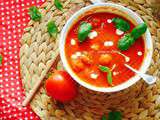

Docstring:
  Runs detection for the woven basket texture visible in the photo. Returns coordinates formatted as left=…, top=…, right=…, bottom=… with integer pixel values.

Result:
left=20, top=0, right=160, bottom=119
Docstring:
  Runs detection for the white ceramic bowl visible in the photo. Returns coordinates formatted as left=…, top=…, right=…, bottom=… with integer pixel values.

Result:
left=59, top=3, right=153, bottom=92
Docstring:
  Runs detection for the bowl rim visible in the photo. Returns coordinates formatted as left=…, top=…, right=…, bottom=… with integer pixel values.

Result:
left=59, top=3, right=153, bottom=92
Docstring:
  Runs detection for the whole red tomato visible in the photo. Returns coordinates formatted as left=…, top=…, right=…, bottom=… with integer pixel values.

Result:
left=45, top=70, right=77, bottom=102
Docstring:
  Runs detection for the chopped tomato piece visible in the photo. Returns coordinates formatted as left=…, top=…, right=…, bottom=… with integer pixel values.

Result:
left=81, top=55, right=92, bottom=65
left=80, top=52, right=93, bottom=65
left=99, top=54, right=112, bottom=65
left=71, top=59, right=84, bottom=72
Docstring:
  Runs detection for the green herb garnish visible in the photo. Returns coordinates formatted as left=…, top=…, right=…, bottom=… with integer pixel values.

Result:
left=99, top=65, right=112, bottom=85
left=54, top=0, right=63, bottom=11
left=47, top=72, right=52, bottom=78
left=78, top=22, right=92, bottom=43
left=0, top=55, right=2, bottom=65
left=118, top=23, right=147, bottom=51
left=101, top=114, right=107, bottom=120
left=112, top=18, right=130, bottom=32
left=131, top=23, right=147, bottom=39
left=28, top=6, right=42, bottom=21
left=108, top=111, right=122, bottom=120
left=47, top=21, right=58, bottom=38
left=118, top=34, right=135, bottom=50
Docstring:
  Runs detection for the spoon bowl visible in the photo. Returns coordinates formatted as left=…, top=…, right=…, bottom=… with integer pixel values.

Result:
left=124, top=64, right=156, bottom=84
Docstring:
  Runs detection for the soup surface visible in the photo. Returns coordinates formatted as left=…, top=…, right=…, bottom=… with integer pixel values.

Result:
left=65, top=13, right=144, bottom=87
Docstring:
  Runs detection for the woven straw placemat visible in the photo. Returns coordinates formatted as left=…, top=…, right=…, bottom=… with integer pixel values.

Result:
left=20, top=0, right=160, bottom=119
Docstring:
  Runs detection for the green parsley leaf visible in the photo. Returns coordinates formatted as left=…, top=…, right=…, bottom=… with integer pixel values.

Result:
left=99, top=65, right=112, bottom=85
left=112, top=18, right=130, bottom=32
left=47, top=21, right=58, bottom=38
left=28, top=6, right=42, bottom=21
left=0, top=55, right=2, bottom=65
left=54, top=0, right=63, bottom=11
left=78, top=22, right=92, bottom=43
left=47, top=72, right=52, bottom=78
left=108, top=111, right=122, bottom=120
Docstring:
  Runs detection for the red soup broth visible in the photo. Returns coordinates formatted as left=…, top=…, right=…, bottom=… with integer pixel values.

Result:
left=65, top=13, right=145, bottom=87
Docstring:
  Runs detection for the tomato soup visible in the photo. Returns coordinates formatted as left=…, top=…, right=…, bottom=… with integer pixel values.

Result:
left=65, top=13, right=145, bottom=87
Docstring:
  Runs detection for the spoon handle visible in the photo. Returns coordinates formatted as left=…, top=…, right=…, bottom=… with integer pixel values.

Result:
left=90, top=0, right=105, bottom=4
left=124, top=64, right=156, bottom=85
